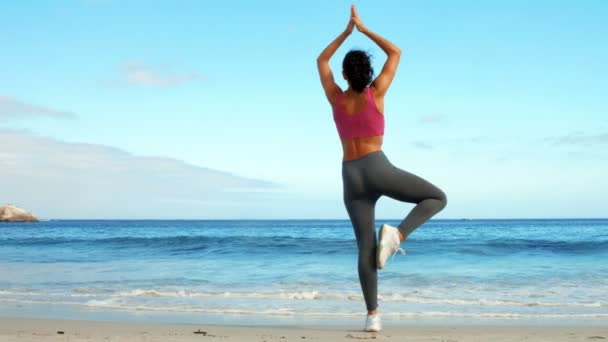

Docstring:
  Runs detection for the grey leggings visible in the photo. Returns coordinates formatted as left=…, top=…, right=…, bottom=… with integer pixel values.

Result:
left=342, top=150, right=447, bottom=311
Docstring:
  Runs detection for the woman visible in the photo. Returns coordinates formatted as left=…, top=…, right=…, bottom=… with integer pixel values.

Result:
left=316, top=5, right=447, bottom=332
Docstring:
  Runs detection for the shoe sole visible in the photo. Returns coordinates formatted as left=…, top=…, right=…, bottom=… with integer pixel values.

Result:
left=377, top=224, right=388, bottom=270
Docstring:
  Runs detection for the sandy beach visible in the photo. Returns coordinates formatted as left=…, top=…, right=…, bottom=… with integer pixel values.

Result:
left=0, top=317, right=606, bottom=342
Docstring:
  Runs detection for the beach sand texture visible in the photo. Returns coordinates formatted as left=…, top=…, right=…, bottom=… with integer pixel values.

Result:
left=1, top=317, right=607, bottom=342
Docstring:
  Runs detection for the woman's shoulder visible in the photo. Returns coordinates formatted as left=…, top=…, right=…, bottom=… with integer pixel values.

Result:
left=331, top=90, right=346, bottom=108
left=368, top=85, right=379, bottom=97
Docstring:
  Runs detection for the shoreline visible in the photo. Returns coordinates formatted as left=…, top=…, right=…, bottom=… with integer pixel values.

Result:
left=2, top=302, right=607, bottom=328
left=1, top=316, right=607, bottom=341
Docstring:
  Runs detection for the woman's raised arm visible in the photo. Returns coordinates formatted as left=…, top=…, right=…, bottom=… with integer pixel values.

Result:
left=316, top=11, right=354, bottom=105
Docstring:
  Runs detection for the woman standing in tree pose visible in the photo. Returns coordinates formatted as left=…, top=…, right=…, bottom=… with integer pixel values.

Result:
left=316, top=5, right=447, bottom=332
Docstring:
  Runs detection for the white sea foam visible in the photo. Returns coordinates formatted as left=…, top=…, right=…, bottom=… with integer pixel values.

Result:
left=104, top=289, right=608, bottom=308
left=1, top=287, right=606, bottom=308
left=1, top=298, right=608, bottom=319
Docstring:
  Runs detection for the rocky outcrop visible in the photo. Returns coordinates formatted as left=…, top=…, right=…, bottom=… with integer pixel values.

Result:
left=0, top=204, right=39, bottom=222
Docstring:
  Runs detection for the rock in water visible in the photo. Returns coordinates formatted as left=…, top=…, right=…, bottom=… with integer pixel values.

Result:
left=0, top=204, right=39, bottom=222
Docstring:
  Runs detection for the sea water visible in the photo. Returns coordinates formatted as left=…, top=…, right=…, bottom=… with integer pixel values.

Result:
left=0, top=219, right=607, bottom=326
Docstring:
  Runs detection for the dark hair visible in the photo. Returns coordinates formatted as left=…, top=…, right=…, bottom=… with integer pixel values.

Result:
left=342, top=50, right=373, bottom=93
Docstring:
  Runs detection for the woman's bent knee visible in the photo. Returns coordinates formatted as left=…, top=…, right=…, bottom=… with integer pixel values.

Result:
left=437, top=190, right=447, bottom=211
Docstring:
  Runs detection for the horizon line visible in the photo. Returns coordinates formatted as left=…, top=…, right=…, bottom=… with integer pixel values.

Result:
left=18, top=217, right=608, bottom=222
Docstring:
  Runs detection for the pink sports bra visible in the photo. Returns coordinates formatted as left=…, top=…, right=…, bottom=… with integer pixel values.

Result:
left=332, top=87, right=384, bottom=139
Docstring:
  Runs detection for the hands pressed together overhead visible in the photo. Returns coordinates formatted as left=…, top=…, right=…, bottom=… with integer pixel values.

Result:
left=345, top=5, right=367, bottom=35
left=317, top=4, right=401, bottom=101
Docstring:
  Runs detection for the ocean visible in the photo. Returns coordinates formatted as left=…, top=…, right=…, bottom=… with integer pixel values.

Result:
left=0, top=219, right=607, bottom=326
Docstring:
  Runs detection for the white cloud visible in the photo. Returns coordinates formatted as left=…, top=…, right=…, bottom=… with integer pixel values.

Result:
left=418, top=114, right=445, bottom=124
left=410, top=140, right=434, bottom=149
left=0, top=96, right=75, bottom=120
left=105, top=62, right=206, bottom=87
left=0, top=129, right=277, bottom=219
left=548, top=131, right=608, bottom=146
left=470, top=136, right=492, bottom=143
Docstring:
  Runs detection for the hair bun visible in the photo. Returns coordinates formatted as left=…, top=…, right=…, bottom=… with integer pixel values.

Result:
left=342, top=50, right=373, bottom=92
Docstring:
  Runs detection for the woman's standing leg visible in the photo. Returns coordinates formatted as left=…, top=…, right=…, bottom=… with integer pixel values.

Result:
left=344, top=197, right=380, bottom=312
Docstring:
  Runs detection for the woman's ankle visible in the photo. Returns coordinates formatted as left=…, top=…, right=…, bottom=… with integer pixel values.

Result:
left=397, top=230, right=405, bottom=242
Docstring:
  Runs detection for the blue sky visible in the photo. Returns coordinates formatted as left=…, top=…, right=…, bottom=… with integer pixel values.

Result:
left=1, top=0, right=607, bottom=219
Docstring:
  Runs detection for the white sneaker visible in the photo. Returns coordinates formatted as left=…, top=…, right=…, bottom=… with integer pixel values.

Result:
left=364, top=314, right=381, bottom=332
left=377, top=224, right=406, bottom=269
